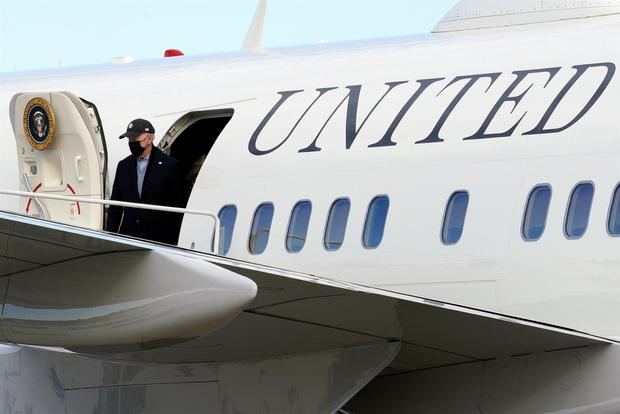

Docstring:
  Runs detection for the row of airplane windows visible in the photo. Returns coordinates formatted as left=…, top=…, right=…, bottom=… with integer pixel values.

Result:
left=216, top=183, right=620, bottom=255
left=523, top=182, right=620, bottom=241
left=217, top=196, right=390, bottom=256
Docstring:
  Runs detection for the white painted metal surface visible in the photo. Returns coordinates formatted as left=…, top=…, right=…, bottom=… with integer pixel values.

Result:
left=242, top=0, right=268, bottom=51
left=3, top=250, right=257, bottom=350
left=10, top=92, right=105, bottom=229
left=434, top=0, right=620, bottom=32
left=0, top=3, right=619, bottom=412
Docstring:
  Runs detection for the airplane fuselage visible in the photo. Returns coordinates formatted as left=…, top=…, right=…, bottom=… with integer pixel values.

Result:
left=1, top=16, right=619, bottom=340
left=0, top=12, right=620, bottom=413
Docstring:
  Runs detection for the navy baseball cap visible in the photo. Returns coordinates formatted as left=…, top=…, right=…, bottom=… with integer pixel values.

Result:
left=119, top=118, right=155, bottom=139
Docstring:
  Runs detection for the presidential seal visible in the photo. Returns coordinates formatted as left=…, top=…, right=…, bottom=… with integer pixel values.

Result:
left=23, top=97, right=56, bottom=150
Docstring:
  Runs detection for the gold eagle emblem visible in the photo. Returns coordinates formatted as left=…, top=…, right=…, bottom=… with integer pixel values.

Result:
left=23, top=97, right=56, bottom=150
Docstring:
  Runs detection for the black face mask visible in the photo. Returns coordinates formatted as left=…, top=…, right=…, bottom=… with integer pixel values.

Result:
left=128, top=141, right=144, bottom=157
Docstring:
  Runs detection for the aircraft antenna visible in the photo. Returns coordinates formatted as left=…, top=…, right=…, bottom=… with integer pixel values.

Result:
left=243, top=0, right=268, bottom=51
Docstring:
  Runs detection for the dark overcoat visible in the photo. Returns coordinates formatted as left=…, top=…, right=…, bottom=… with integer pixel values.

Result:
left=106, top=147, right=184, bottom=244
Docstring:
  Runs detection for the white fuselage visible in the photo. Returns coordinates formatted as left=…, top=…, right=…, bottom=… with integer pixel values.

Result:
left=1, top=15, right=619, bottom=342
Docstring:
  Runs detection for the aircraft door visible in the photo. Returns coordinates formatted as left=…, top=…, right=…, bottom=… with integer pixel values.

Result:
left=10, top=92, right=106, bottom=230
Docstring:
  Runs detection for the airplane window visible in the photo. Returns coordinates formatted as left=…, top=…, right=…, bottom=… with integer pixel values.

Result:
left=286, top=201, right=312, bottom=253
left=249, top=203, right=275, bottom=254
left=442, top=191, right=469, bottom=245
left=363, top=196, right=390, bottom=249
left=218, top=205, right=237, bottom=255
left=608, top=184, right=620, bottom=236
left=324, top=198, right=351, bottom=251
left=565, top=182, right=594, bottom=239
left=522, top=185, right=552, bottom=241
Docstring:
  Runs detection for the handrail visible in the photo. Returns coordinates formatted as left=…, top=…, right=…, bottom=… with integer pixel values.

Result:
left=22, top=174, right=49, bottom=220
left=0, top=189, right=220, bottom=254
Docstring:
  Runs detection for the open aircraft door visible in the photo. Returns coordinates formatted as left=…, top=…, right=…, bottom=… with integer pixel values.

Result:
left=9, top=92, right=107, bottom=230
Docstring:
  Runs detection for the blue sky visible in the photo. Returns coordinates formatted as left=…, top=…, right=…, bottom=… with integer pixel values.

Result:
left=0, top=0, right=458, bottom=73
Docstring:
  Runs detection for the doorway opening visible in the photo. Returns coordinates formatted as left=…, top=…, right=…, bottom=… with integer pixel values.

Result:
left=159, top=110, right=233, bottom=207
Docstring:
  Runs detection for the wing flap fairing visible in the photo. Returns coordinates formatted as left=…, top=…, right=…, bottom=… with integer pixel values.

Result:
left=0, top=212, right=257, bottom=351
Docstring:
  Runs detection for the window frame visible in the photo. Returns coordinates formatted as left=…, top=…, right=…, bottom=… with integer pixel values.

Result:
left=563, top=181, right=595, bottom=240
left=216, top=204, right=238, bottom=255
left=285, top=200, right=313, bottom=253
left=607, top=182, right=620, bottom=237
left=248, top=202, right=275, bottom=255
left=362, top=195, right=390, bottom=250
left=521, top=184, right=552, bottom=242
left=441, top=190, right=470, bottom=246
left=323, top=197, right=351, bottom=252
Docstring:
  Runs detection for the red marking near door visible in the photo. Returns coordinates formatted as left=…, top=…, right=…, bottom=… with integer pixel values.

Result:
left=66, top=184, right=81, bottom=215
left=25, top=183, right=42, bottom=214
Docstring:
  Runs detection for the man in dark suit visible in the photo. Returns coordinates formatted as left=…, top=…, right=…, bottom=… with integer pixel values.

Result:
left=106, top=118, right=184, bottom=245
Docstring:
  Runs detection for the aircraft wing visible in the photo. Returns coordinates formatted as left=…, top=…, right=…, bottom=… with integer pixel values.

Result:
left=0, top=211, right=609, bottom=372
